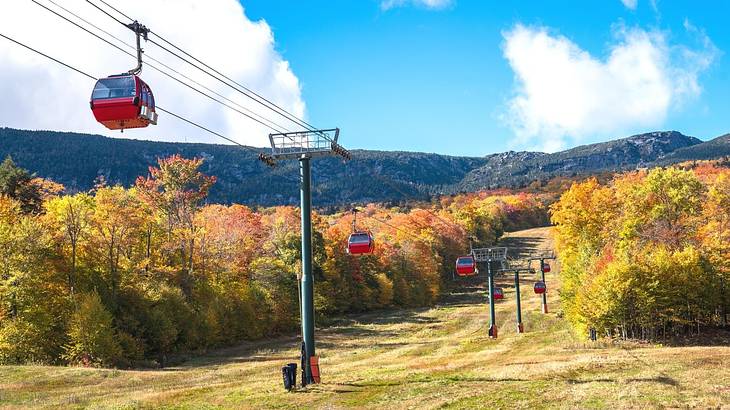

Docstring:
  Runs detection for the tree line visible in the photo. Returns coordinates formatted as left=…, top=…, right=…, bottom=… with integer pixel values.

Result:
left=0, top=155, right=547, bottom=367
left=551, top=163, right=730, bottom=340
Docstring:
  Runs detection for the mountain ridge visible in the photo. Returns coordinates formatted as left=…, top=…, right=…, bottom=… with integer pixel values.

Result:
left=0, top=127, right=726, bottom=205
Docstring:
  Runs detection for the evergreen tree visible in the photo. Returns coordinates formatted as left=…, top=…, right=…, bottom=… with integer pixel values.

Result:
left=0, top=156, right=42, bottom=214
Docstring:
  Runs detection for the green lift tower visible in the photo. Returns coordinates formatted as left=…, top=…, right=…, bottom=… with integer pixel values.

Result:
left=260, top=128, right=350, bottom=384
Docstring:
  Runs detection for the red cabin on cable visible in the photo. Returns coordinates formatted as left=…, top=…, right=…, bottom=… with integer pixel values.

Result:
left=534, top=281, right=546, bottom=294
left=542, top=262, right=551, bottom=273
left=455, top=255, right=477, bottom=276
left=90, top=74, right=157, bottom=131
left=493, top=287, right=504, bottom=300
left=347, top=231, right=374, bottom=255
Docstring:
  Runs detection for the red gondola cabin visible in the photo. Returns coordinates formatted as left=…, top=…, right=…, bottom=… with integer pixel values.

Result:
left=542, top=263, right=551, bottom=273
left=90, top=74, right=157, bottom=130
left=347, top=231, right=374, bottom=255
left=455, top=255, right=477, bottom=276
left=534, top=281, right=546, bottom=294
left=493, top=287, right=504, bottom=300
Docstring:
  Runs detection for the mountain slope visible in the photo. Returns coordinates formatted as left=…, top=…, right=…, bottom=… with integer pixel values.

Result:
left=655, top=133, right=730, bottom=164
left=0, top=128, right=486, bottom=205
left=457, top=131, right=702, bottom=190
left=0, top=127, right=723, bottom=205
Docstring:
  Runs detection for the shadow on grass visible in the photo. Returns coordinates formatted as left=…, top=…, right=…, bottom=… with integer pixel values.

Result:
left=331, top=375, right=533, bottom=391
left=658, top=328, right=730, bottom=347
left=159, top=264, right=498, bottom=370
left=563, top=376, right=678, bottom=387
left=565, top=378, right=615, bottom=384
left=497, top=236, right=544, bottom=258
left=626, top=376, right=679, bottom=387
left=619, top=345, right=681, bottom=388
left=172, top=297, right=478, bottom=369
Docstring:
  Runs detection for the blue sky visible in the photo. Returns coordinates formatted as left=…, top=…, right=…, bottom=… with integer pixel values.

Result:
left=243, top=0, right=729, bottom=156
left=1, top=1, right=726, bottom=156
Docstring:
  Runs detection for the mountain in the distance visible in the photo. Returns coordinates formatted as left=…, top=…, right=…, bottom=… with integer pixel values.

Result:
left=654, top=133, right=730, bottom=165
left=456, top=131, right=706, bottom=190
left=0, top=127, right=726, bottom=206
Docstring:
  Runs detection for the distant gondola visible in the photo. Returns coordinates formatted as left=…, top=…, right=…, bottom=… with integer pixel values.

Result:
left=347, top=231, right=374, bottom=255
left=493, top=287, right=504, bottom=300
left=455, top=255, right=477, bottom=276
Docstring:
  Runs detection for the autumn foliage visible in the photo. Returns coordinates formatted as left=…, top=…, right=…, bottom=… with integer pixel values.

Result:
left=0, top=155, right=547, bottom=367
left=551, top=165, right=730, bottom=340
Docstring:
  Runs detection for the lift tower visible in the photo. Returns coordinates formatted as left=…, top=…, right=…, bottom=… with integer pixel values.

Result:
left=472, top=247, right=508, bottom=338
left=498, top=258, right=535, bottom=333
left=260, top=128, right=350, bottom=384
left=528, top=252, right=556, bottom=314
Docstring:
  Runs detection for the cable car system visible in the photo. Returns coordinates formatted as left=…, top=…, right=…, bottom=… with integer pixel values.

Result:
left=91, top=73, right=157, bottom=130
left=452, top=247, right=557, bottom=337
left=347, top=232, right=375, bottom=255
left=1, top=0, right=565, bottom=391
left=1, top=0, right=351, bottom=390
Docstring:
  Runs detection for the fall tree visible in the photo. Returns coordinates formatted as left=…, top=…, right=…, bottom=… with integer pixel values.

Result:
left=44, top=193, right=94, bottom=296
left=135, top=155, right=216, bottom=297
left=552, top=166, right=730, bottom=339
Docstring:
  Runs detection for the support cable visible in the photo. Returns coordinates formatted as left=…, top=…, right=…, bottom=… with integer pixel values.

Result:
left=369, top=215, right=413, bottom=237
left=84, top=0, right=129, bottom=26
left=96, top=0, right=133, bottom=21
left=149, top=33, right=319, bottom=133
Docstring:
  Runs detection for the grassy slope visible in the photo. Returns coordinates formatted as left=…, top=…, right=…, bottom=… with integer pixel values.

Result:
left=1, top=227, right=729, bottom=409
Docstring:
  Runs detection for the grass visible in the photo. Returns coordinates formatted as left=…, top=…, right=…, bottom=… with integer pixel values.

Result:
left=1, top=227, right=729, bottom=409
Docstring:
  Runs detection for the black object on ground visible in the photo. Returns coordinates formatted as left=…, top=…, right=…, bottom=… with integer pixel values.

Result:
left=300, top=341, right=308, bottom=387
left=287, top=363, right=297, bottom=388
left=282, top=365, right=293, bottom=391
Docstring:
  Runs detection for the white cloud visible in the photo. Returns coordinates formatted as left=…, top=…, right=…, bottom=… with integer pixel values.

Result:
left=381, top=0, right=453, bottom=11
left=501, top=23, right=718, bottom=152
left=621, top=0, right=638, bottom=10
left=620, top=1, right=662, bottom=13
left=0, top=0, right=306, bottom=147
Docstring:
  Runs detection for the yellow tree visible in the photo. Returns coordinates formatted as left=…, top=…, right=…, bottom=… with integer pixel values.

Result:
left=0, top=196, right=67, bottom=363
left=44, top=193, right=94, bottom=296
left=550, top=178, right=617, bottom=329
left=699, top=171, right=730, bottom=325
left=89, top=186, right=146, bottom=305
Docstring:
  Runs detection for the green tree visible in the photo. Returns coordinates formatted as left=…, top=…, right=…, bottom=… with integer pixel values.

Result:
left=0, top=156, right=42, bottom=214
left=63, top=292, right=121, bottom=367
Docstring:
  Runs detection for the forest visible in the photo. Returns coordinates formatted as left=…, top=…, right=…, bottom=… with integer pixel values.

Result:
left=0, top=155, right=547, bottom=367
left=551, top=162, right=730, bottom=339
left=3, top=128, right=728, bottom=206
